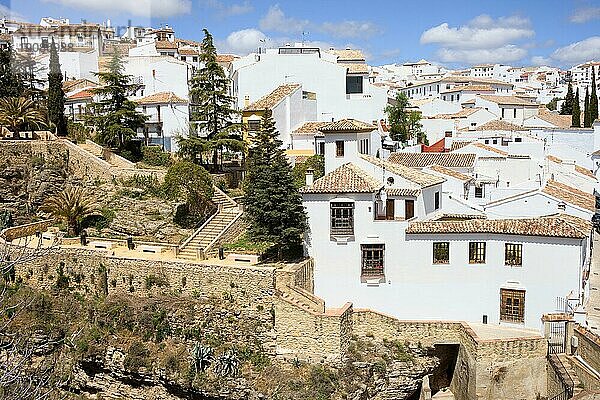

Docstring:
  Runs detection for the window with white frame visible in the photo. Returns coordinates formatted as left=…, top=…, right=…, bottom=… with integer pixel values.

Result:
left=330, top=202, right=354, bottom=235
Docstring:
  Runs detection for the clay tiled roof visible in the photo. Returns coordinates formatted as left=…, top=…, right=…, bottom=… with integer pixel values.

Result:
left=293, top=121, right=328, bottom=134
left=473, top=119, right=526, bottom=131
left=406, top=214, right=590, bottom=239
left=0, top=33, right=11, bottom=42
left=216, top=54, right=237, bottom=63
left=428, top=165, right=472, bottom=181
left=136, top=92, right=187, bottom=105
left=388, top=152, right=476, bottom=168
left=360, top=155, right=445, bottom=188
left=178, top=48, right=199, bottom=56
left=63, top=78, right=97, bottom=92
left=155, top=40, right=178, bottom=50
left=450, top=141, right=473, bottom=151
left=542, top=180, right=595, bottom=211
left=329, top=49, right=366, bottom=61
left=547, top=156, right=597, bottom=180
left=386, top=188, right=420, bottom=197
left=479, top=95, right=537, bottom=106
left=244, top=84, right=301, bottom=112
left=442, top=85, right=494, bottom=93
left=318, top=119, right=376, bottom=133
left=433, top=108, right=481, bottom=119
left=300, top=163, right=382, bottom=194
left=471, top=142, right=509, bottom=156
left=536, top=109, right=572, bottom=129
left=340, top=63, right=369, bottom=74
left=67, top=89, right=94, bottom=100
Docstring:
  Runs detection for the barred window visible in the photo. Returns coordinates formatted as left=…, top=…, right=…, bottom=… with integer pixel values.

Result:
left=469, top=242, right=486, bottom=264
left=361, top=244, right=384, bottom=276
left=331, top=202, right=354, bottom=235
left=336, top=141, right=345, bottom=157
left=248, top=120, right=260, bottom=132
left=433, top=242, right=449, bottom=264
left=500, top=289, right=525, bottom=323
left=505, top=243, right=523, bottom=266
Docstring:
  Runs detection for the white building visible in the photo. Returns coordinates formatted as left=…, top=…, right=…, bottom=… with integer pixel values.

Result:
left=469, top=95, right=539, bottom=125
left=401, top=77, right=513, bottom=101
left=301, top=118, right=592, bottom=328
left=232, top=46, right=387, bottom=123
left=135, top=92, right=189, bottom=152
left=570, top=61, right=600, bottom=86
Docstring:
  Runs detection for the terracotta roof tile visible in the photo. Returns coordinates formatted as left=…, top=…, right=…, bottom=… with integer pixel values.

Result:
left=67, top=89, right=94, bottom=100
left=244, top=84, right=301, bottom=111
left=547, top=156, right=597, bottom=180
left=360, top=154, right=445, bottom=188
left=136, top=92, right=187, bottom=105
left=178, top=48, right=199, bottom=56
left=473, top=119, right=526, bottom=131
left=328, top=49, right=366, bottom=61
left=406, top=214, right=590, bottom=239
left=432, top=108, right=481, bottom=119
left=479, top=95, right=538, bottom=106
left=536, top=109, right=572, bottom=129
left=318, top=119, right=376, bottom=133
left=388, top=152, right=476, bottom=168
left=300, top=163, right=381, bottom=194
left=216, top=54, right=238, bottom=63
left=386, top=188, right=420, bottom=197
left=292, top=121, right=328, bottom=134
left=442, top=85, right=495, bottom=93
left=339, top=63, right=369, bottom=74
left=542, top=180, right=595, bottom=211
left=427, top=164, right=472, bottom=181
left=450, top=141, right=473, bottom=151
left=471, top=142, right=509, bottom=156
left=155, top=40, right=178, bottom=50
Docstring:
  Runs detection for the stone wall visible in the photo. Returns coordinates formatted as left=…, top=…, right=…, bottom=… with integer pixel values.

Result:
left=574, top=325, right=600, bottom=373
left=274, top=298, right=352, bottom=363
left=14, top=247, right=277, bottom=317
left=1, top=219, right=55, bottom=241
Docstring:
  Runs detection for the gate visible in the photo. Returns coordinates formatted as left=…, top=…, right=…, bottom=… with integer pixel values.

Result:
left=548, top=321, right=566, bottom=354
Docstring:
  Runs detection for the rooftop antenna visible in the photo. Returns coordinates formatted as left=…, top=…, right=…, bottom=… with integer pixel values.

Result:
left=301, top=31, right=309, bottom=46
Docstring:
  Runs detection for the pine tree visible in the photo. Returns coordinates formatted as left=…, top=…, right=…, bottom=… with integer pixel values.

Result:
left=560, top=82, right=574, bottom=115
left=85, top=52, right=147, bottom=149
left=572, top=88, right=580, bottom=127
left=584, top=87, right=591, bottom=128
left=47, top=39, right=67, bottom=136
left=591, top=68, right=599, bottom=123
left=186, top=29, right=243, bottom=170
left=0, top=45, right=25, bottom=98
left=242, top=110, right=307, bottom=260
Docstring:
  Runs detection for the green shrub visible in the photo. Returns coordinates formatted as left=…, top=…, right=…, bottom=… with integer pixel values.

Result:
left=124, top=341, right=151, bottom=372
left=145, top=275, right=168, bottom=290
left=141, top=146, right=172, bottom=167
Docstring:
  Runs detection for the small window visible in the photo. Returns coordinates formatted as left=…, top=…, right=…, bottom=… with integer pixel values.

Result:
left=318, top=142, right=325, bottom=156
left=514, top=108, right=517, bottom=118
left=492, top=139, right=498, bottom=145
left=505, top=243, right=522, bottom=266
left=346, top=76, right=363, bottom=94
left=434, top=192, right=440, bottom=210
left=475, top=186, right=484, bottom=198
left=361, top=244, right=384, bottom=277
left=484, top=139, right=489, bottom=144
left=433, top=242, right=449, bottom=264
left=331, top=202, right=354, bottom=236
left=336, top=141, right=344, bottom=157
left=515, top=137, right=522, bottom=142
left=469, top=242, right=486, bottom=264
left=248, top=120, right=260, bottom=132
left=500, top=288, right=525, bottom=323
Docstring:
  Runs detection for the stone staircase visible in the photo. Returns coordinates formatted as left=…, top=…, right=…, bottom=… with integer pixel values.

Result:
left=279, top=287, right=325, bottom=314
left=177, top=187, right=242, bottom=260
left=550, top=353, right=583, bottom=398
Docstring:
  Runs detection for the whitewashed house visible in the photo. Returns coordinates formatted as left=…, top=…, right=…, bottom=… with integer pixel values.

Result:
left=470, top=95, right=539, bottom=125
left=408, top=97, right=461, bottom=117
left=420, top=108, right=497, bottom=145
left=135, top=92, right=189, bottom=152
left=301, top=118, right=592, bottom=328
left=232, top=46, right=387, bottom=122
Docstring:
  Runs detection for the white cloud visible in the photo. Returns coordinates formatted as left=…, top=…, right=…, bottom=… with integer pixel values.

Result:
left=550, top=36, right=600, bottom=64
left=41, top=0, right=191, bottom=18
left=420, top=14, right=534, bottom=64
left=0, top=4, right=27, bottom=21
left=216, top=28, right=267, bottom=55
left=530, top=55, right=552, bottom=66
left=569, top=7, right=600, bottom=23
left=259, top=4, right=308, bottom=34
left=320, top=20, right=380, bottom=39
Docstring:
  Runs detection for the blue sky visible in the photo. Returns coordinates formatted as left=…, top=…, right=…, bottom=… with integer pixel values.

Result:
left=2, top=0, right=600, bottom=68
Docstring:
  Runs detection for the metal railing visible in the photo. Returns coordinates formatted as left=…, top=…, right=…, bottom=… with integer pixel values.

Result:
left=548, top=343, right=574, bottom=400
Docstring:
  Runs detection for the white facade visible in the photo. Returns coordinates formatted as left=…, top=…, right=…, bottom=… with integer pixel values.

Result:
left=232, top=47, right=387, bottom=123
left=124, top=56, right=191, bottom=101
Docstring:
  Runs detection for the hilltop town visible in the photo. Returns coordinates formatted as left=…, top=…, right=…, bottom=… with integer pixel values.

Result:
left=1, top=14, right=600, bottom=400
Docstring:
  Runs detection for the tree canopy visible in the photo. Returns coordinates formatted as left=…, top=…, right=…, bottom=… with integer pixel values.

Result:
left=560, top=83, right=574, bottom=115
left=47, top=39, right=67, bottom=137
left=385, top=92, right=427, bottom=144
left=243, top=111, right=307, bottom=259
left=163, top=160, right=214, bottom=216
left=572, top=88, right=581, bottom=128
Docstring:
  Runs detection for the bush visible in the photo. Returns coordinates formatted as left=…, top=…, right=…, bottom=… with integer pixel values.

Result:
left=145, top=275, right=168, bottom=290
left=124, top=341, right=151, bottom=372
left=142, top=146, right=172, bottom=167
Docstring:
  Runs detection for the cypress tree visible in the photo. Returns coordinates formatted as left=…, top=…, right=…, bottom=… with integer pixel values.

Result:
left=584, top=87, right=591, bottom=128
left=242, top=110, right=307, bottom=260
left=186, top=29, right=243, bottom=170
left=47, top=39, right=67, bottom=136
left=0, top=45, right=25, bottom=98
left=85, top=52, right=147, bottom=149
left=560, top=82, right=574, bottom=115
left=572, top=88, right=580, bottom=127
left=591, top=68, right=599, bottom=123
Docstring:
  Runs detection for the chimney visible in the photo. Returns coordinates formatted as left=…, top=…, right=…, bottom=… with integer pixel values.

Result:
left=305, top=168, right=314, bottom=187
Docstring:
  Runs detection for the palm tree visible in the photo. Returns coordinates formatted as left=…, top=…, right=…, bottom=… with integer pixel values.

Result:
left=0, top=97, right=46, bottom=139
left=40, top=187, right=98, bottom=237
